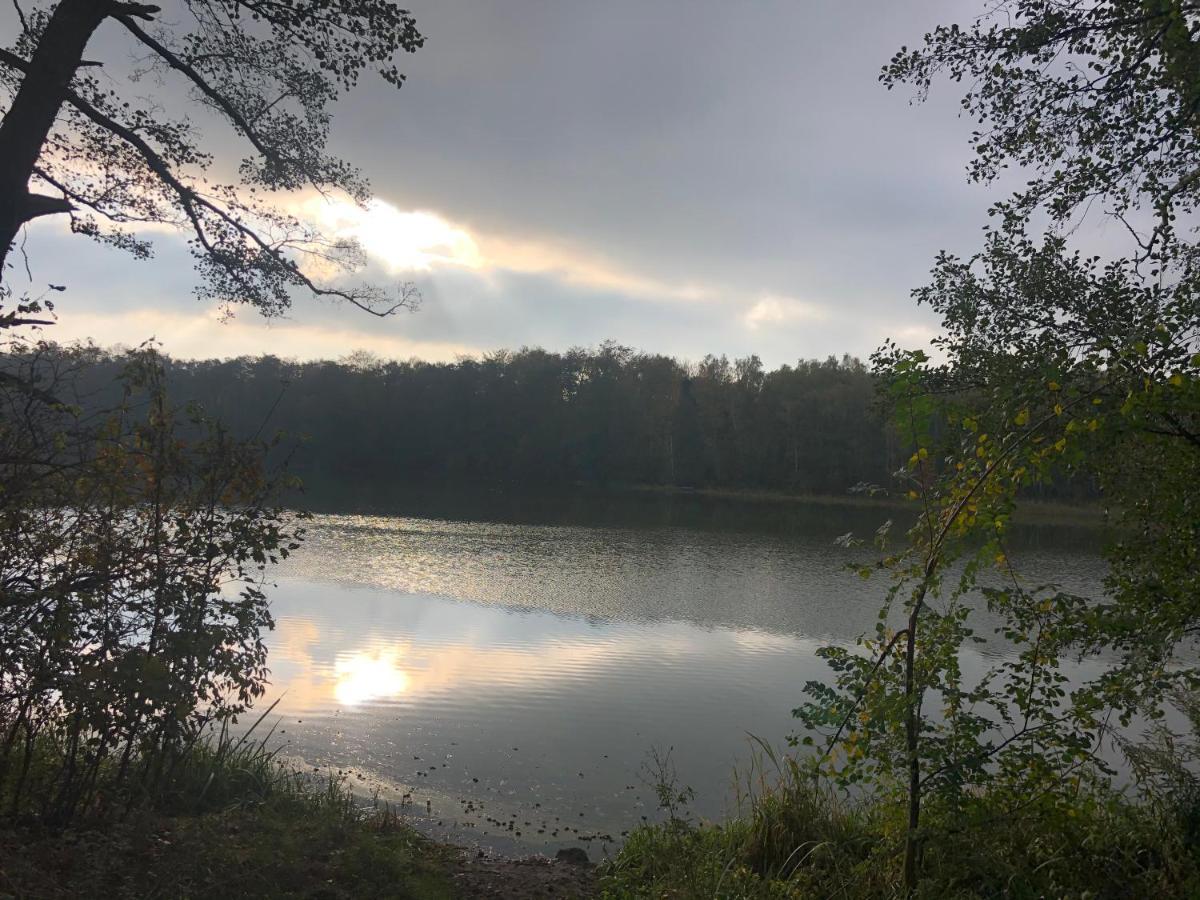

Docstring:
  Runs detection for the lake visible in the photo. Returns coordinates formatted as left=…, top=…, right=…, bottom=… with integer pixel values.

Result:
left=256, top=493, right=1108, bottom=861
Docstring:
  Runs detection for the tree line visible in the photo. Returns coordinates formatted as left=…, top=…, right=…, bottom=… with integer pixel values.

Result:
left=45, top=343, right=899, bottom=498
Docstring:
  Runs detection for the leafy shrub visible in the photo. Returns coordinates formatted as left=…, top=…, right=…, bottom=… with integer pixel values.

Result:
left=0, top=344, right=303, bottom=826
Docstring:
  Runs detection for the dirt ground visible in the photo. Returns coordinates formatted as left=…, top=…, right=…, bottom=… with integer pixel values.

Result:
left=451, top=848, right=599, bottom=898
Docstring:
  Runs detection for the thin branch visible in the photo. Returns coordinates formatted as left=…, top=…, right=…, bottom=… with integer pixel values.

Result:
left=821, top=628, right=910, bottom=760
left=116, top=16, right=283, bottom=168
left=1157, top=413, right=1200, bottom=451
left=920, top=717, right=1064, bottom=790
left=0, top=48, right=415, bottom=318
left=32, top=165, right=160, bottom=226
left=10, top=0, right=28, bottom=33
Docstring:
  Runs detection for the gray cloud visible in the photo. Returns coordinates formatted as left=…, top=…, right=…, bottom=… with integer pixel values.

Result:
left=14, top=0, right=987, bottom=365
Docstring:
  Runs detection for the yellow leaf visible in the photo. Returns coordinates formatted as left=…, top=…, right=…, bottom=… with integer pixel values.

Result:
left=1014, top=408, right=1029, bottom=426
left=1048, top=380, right=1061, bottom=391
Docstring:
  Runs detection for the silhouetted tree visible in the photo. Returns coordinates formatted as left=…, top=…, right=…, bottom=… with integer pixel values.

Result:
left=0, top=0, right=423, bottom=320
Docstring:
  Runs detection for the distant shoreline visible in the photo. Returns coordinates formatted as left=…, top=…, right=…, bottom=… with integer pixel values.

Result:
left=617, top=483, right=1105, bottom=522
left=290, top=478, right=1106, bottom=529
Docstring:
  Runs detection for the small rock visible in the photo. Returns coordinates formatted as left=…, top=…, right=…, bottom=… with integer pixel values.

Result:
left=555, top=847, right=591, bottom=866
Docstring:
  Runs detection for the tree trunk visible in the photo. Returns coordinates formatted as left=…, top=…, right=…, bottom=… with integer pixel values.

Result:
left=903, top=621, right=920, bottom=893
left=902, top=580, right=929, bottom=895
left=0, top=0, right=106, bottom=276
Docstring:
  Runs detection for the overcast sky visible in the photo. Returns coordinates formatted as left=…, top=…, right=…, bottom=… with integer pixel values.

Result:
left=18, top=1, right=995, bottom=367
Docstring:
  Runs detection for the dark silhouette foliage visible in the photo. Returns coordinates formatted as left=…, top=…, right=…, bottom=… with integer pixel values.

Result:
left=27, top=343, right=903, bottom=499
left=0, top=0, right=423, bottom=319
left=0, top=344, right=302, bottom=825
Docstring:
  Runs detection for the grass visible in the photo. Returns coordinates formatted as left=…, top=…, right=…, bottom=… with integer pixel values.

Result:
left=597, top=744, right=1200, bottom=899
left=0, top=712, right=457, bottom=899
left=598, top=745, right=892, bottom=899
left=11, top=701, right=1194, bottom=899
left=0, top=789, right=456, bottom=899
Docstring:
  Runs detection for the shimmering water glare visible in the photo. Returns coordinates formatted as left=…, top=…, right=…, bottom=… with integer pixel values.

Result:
left=255, top=501, right=1107, bottom=859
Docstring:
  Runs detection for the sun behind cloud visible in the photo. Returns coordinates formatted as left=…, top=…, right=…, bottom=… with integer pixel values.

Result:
left=301, top=196, right=485, bottom=273
left=742, top=294, right=828, bottom=330
left=296, top=192, right=718, bottom=303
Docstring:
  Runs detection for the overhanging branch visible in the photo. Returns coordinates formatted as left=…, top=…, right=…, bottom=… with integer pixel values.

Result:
left=116, top=16, right=282, bottom=169
left=0, top=47, right=416, bottom=318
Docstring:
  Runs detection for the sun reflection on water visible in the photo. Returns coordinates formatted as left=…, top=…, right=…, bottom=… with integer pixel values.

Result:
left=267, top=613, right=717, bottom=715
left=333, top=648, right=410, bottom=706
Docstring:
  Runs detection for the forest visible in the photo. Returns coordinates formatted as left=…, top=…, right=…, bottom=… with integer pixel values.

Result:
left=37, top=344, right=895, bottom=496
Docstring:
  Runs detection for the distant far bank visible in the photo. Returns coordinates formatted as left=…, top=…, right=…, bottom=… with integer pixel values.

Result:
left=620, top=483, right=1105, bottom=524
left=5, top=344, right=1100, bottom=517
left=286, top=479, right=1107, bottom=548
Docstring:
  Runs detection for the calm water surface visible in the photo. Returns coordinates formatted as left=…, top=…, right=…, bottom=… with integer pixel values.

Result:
left=258, top=497, right=1107, bottom=859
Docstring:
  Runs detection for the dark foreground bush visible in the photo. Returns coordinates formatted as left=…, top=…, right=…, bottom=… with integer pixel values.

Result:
left=599, top=756, right=1200, bottom=899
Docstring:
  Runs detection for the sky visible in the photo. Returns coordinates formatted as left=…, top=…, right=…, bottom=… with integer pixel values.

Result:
left=15, top=1, right=996, bottom=367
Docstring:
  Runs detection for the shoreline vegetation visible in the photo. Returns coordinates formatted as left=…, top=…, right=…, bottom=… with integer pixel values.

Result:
left=0, top=346, right=1113, bottom=900
left=6, top=719, right=1200, bottom=899
left=0, top=717, right=599, bottom=899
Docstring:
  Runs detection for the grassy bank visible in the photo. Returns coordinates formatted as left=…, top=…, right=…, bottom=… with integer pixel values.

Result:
left=7, top=737, right=1194, bottom=900
left=596, top=755, right=1200, bottom=899
left=0, top=717, right=605, bottom=899
left=1, top=789, right=456, bottom=899
left=0, top=723, right=461, bottom=899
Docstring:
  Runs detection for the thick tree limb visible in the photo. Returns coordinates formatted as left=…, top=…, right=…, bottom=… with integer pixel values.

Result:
left=108, top=1, right=159, bottom=20
left=0, top=0, right=107, bottom=271
left=23, top=193, right=73, bottom=219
